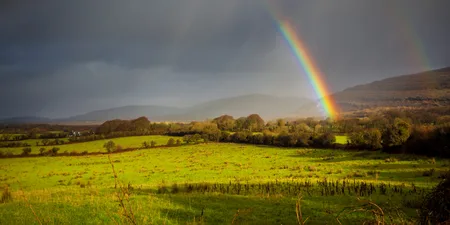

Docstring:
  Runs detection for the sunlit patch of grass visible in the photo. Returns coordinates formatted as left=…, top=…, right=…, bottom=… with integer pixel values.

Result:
left=335, top=136, right=348, bottom=144
left=0, top=142, right=447, bottom=224
left=1, top=135, right=176, bottom=155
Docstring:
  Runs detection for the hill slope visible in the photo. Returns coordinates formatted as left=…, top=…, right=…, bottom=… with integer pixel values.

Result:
left=156, top=94, right=313, bottom=121
left=295, top=67, right=450, bottom=117
left=61, top=105, right=183, bottom=122
left=57, top=94, right=314, bottom=122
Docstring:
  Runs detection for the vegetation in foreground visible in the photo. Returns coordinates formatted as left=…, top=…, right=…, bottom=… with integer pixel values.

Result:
left=1, top=143, right=449, bottom=224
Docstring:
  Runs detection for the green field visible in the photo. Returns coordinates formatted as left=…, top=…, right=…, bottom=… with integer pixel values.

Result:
left=335, top=135, right=348, bottom=144
left=0, top=135, right=178, bottom=155
left=1, top=142, right=448, bottom=224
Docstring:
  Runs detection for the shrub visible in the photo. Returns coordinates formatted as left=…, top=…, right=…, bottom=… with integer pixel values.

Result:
left=39, top=148, right=46, bottom=155
left=103, top=140, right=116, bottom=153
left=51, top=147, right=60, bottom=155
left=171, top=183, right=179, bottom=194
left=0, top=186, right=12, bottom=203
left=419, top=172, right=450, bottom=224
left=349, top=128, right=382, bottom=150
left=312, top=133, right=336, bottom=147
left=150, top=141, right=157, bottom=147
left=142, top=141, right=150, bottom=149
left=384, top=157, right=398, bottom=163
left=422, top=169, right=435, bottom=177
left=0, top=151, right=4, bottom=157
left=176, top=139, right=182, bottom=146
left=167, top=138, right=176, bottom=146
left=116, top=145, right=123, bottom=151
left=22, top=147, right=32, bottom=155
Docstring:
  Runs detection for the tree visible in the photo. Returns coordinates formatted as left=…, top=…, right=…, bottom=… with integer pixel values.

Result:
left=167, top=138, right=176, bottom=146
left=51, top=147, right=60, bottom=155
left=234, top=117, right=247, bottom=131
left=103, top=140, right=116, bottom=153
left=142, top=141, right=150, bottom=149
left=41, top=139, right=49, bottom=146
left=22, top=147, right=32, bottom=155
left=349, top=128, right=382, bottom=150
left=382, top=118, right=411, bottom=148
left=312, top=133, right=336, bottom=147
left=244, top=114, right=265, bottom=132
left=213, top=115, right=235, bottom=131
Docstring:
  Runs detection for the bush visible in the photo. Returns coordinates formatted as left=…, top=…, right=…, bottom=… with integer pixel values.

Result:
left=142, top=141, right=150, bottom=149
left=22, top=147, right=32, bottom=155
left=312, top=133, right=336, bottom=147
left=0, top=186, right=12, bottom=203
left=150, top=141, right=157, bottom=147
left=419, top=172, right=450, bottom=224
left=39, top=148, right=46, bottom=155
left=103, top=140, right=116, bottom=153
left=51, top=147, right=60, bottom=155
left=167, top=138, right=176, bottom=146
left=422, top=169, right=435, bottom=177
left=349, top=128, right=382, bottom=150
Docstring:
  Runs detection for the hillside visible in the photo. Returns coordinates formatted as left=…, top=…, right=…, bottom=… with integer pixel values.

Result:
left=157, top=94, right=314, bottom=121
left=294, top=67, right=450, bottom=117
left=61, top=105, right=182, bottom=122
left=334, top=67, right=450, bottom=112
left=54, top=94, right=314, bottom=123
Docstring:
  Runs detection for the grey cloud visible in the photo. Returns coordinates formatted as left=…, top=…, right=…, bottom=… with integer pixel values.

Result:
left=1, top=0, right=450, bottom=118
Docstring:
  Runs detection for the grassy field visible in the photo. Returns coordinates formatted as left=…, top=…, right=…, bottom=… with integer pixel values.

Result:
left=0, top=135, right=179, bottom=155
left=335, top=135, right=348, bottom=144
left=0, top=142, right=448, bottom=224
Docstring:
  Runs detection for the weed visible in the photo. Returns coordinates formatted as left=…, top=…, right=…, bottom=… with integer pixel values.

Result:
left=422, top=168, right=435, bottom=177
left=0, top=186, right=12, bottom=203
left=428, top=157, right=436, bottom=164
left=385, top=157, right=399, bottom=163
left=171, top=183, right=179, bottom=194
left=295, top=193, right=309, bottom=225
left=307, top=166, right=317, bottom=172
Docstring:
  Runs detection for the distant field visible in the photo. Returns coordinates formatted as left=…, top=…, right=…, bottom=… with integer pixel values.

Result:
left=335, top=135, right=348, bottom=144
left=0, top=135, right=178, bottom=155
left=0, top=143, right=448, bottom=224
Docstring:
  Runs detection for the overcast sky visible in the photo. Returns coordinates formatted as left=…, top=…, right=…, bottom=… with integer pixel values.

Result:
left=1, top=0, right=450, bottom=118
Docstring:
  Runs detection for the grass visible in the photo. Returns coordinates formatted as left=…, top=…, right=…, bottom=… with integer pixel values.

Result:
left=0, top=142, right=449, bottom=224
left=335, top=136, right=348, bottom=144
left=0, top=135, right=178, bottom=155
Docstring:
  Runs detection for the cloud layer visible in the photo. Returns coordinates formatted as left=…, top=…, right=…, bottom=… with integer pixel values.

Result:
left=1, top=0, right=450, bottom=118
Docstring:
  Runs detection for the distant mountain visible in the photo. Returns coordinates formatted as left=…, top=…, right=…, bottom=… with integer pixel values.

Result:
left=298, top=67, right=450, bottom=117
left=0, top=116, right=52, bottom=124
left=155, top=94, right=314, bottom=121
left=55, top=94, right=314, bottom=123
left=60, top=105, right=182, bottom=122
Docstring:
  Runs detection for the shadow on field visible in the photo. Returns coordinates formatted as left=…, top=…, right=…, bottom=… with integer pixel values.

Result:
left=153, top=194, right=359, bottom=225
left=349, top=163, right=438, bottom=171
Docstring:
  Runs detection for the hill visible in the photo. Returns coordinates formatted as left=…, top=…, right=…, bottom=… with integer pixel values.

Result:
left=54, top=94, right=313, bottom=123
left=0, top=116, right=52, bottom=124
left=60, top=105, right=182, bottom=122
left=155, top=94, right=313, bottom=121
left=296, top=67, right=450, bottom=117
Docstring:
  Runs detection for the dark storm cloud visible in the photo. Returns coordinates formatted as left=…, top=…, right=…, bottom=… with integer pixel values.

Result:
left=1, top=0, right=450, bottom=118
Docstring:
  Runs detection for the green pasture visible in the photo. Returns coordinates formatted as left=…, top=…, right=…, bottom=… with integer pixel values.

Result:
left=0, top=135, right=178, bottom=155
left=335, top=135, right=348, bottom=144
left=0, top=143, right=448, bottom=224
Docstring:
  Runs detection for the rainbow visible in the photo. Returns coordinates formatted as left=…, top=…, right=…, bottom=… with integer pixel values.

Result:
left=277, top=20, right=339, bottom=119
